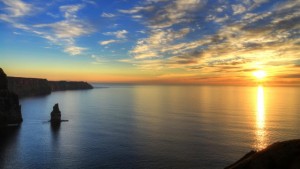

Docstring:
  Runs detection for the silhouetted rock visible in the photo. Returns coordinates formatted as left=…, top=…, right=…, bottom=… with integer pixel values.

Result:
left=0, top=68, right=22, bottom=128
left=225, top=139, right=300, bottom=169
left=7, top=77, right=93, bottom=98
left=7, top=77, right=51, bottom=97
left=49, top=81, right=93, bottom=91
left=0, top=68, right=8, bottom=90
left=50, top=103, right=61, bottom=124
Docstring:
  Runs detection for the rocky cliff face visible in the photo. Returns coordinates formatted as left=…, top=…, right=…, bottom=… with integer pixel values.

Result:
left=0, top=69, right=22, bottom=128
left=7, top=77, right=93, bottom=98
left=225, top=139, right=300, bottom=169
left=49, top=81, right=93, bottom=91
left=7, top=77, right=51, bottom=97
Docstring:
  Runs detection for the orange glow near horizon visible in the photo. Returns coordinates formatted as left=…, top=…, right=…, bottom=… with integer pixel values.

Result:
left=2, top=64, right=300, bottom=86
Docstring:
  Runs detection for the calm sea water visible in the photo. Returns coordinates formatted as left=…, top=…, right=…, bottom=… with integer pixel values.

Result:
left=1, top=85, right=299, bottom=169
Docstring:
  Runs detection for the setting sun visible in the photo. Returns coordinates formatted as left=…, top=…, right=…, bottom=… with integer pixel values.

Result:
left=253, top=70, right=267, bottom=80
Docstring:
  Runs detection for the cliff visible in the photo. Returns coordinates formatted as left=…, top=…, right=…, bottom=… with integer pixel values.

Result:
left=7, top=77, right=93, bottom=98
left=225, top=139, right=300, bottom=169
left=49, top=81, right=93, bottom=91
left=7, top=77, right=51, bottom=97
left=0, top=69, right=23, bottom=128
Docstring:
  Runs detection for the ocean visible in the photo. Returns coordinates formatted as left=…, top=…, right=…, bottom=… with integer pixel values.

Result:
left=1, top=85, right=299, bottom=169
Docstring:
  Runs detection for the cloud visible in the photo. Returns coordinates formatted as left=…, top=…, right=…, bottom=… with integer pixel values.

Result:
left=251, top=0, right=269, bottom=9
left=118, top=6, right=154, bottom=14
left=232, top=4, right=246, bottom=15
left=137, top=30, right=146, bottom=34
left=216, top=7, right=223, bottom=12
left=119, top=0, right=207, bottom=29
left=0, top=0, right=34, bottom=30
left=126, top=0, right=300, bottom=76
left=82, top=0, right=97, bottom=6
left=91, top=54, right=107, bottom=64
left=59, top=4, right=84, bottom=19
left=148, top=0, right=207, bottom=29
left=34, top=25, right=92, bottom=55
left=206, top=14, right=229, bottom=23
left=101, top=12, right=116, bottom=18
left=34, top=20, right=93, bottom=39
left=131, top=28, right=190, bottom=59
left=132, top=15, right=143, bottom=19
left=64, top=46, right=87, bottom=55
left=46, top=12, right=59, bottom=18
left=279, top=74, right=300, bottom=79
left=0, top=0, right=32, bottom=17
left=1, top=0, right=299, bottom=81
left=0, top=1, right=93, bottom=56
left=119, top=58, right=165, bottom=70
left=103, top=30, right=128, bottom=39
left=99, top=40, right=119, bottom=45
left=32, top=4, right=94, bottom=55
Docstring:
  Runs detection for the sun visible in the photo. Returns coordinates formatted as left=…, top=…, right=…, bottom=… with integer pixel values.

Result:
left=253, top=70, right=267, bottom=79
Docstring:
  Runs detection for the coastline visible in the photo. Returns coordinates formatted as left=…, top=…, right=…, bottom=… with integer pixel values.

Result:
left=7, top=76, right=93, bottom=98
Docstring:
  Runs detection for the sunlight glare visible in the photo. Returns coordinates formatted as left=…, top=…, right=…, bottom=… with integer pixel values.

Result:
left=255, top=85, right=267, bottom=150
left=253, top=70, right=266, bottom=80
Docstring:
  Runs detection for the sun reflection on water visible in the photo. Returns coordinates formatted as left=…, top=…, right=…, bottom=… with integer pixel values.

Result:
left=255, top=85, right=267, bottom=150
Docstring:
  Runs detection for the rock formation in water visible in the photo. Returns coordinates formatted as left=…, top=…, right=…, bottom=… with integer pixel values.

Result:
left=50, top=103, right=61, bottom=124
left=0, top=68, right=22, bottom=128
left=225, top=139, right=300, bottom=169
left=7, top=77, right=93, bottom=98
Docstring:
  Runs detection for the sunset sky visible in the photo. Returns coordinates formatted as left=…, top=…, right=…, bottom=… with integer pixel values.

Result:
left=1, top=0, right=299, bottom=85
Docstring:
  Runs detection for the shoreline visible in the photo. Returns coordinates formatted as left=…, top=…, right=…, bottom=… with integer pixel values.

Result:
left=8, top=76, right=93, bottom=98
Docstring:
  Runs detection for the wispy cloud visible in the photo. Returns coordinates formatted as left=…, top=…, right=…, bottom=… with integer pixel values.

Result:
left=232, top=4, right=246, bottom=15
left=46, top=12, right=59, bottom=18
left=0, top=0, right=32, bottom=17
left=119, top=0, right=207, bottom=29
left=33, top=4, right=94, bottom=55
left=90, top=54, right=107, bottom=64
left=131, top=28, right=190, bottom=59
left=82, top=0, right=97, bottom=6
left=103, top=30, right=128, bottom=39
left=119, top=6, right=154, bottom=14
left=59, top=4, right=84, bottom=19
left=99, top=39, right=119, bottom=45
left=0, top=1, right=94, bottom=56
left=101, top=12, right=116, bottom=18
left=34, top=20, right=93, bottom=39
left=0, top=0, right=34, bottom=30
left=64, top=46, right=87, bottom=56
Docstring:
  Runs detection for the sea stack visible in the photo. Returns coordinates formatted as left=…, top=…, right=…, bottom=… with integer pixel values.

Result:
left=0, top=68, right=23, bottom=128
left=50, top=103, right=61, bottom=124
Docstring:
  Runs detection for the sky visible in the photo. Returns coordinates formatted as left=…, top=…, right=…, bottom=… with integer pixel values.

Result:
left=0, top=0, right=299, bottom=85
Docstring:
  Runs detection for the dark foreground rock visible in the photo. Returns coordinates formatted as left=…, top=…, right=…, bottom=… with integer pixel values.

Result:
left=7, top=77, right=93, bottom=98
left=50, top=103, right=61, bottom=124
left=225, top=139, right=300, bottom=169
left=0, top=68, right=22, bottom=128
